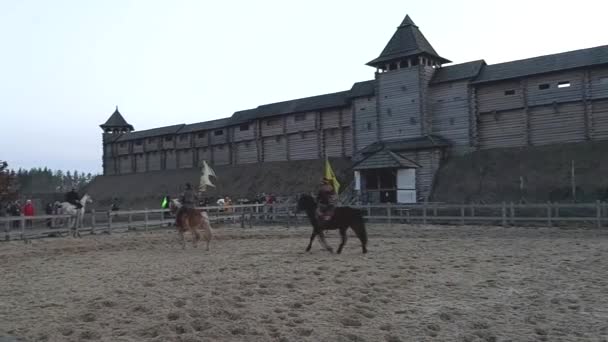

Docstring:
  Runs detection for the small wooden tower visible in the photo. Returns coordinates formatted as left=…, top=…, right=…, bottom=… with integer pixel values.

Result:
left=100, top=106, right=134, bottom=134
left=100, top=106, right=134, bottom=175
left=366, top=15, right=450, bottom=72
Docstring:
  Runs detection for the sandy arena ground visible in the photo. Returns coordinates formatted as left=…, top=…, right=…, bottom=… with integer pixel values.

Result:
left=1, top=224, right=608, bottom=342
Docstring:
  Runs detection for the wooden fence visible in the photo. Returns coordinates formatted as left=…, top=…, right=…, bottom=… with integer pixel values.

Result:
left=357, top=201, right=608, bottom=228
left=1, top=202, right=607, bottom=242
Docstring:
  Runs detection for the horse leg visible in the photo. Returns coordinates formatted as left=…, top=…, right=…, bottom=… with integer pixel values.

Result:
left=351, top=221, right=368, bottom=254
left=306, top=231, right=317, bottom=252
left=337, top=227, right=348, bottom=254
left=178, top=229, right=186, bottom=249
left=317, top=231, right=334, bottom=253
left=192, top=227, right=201, bottom=248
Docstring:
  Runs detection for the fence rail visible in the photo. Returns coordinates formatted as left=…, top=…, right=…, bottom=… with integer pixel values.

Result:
left=1, top=201, right=607, bottom=242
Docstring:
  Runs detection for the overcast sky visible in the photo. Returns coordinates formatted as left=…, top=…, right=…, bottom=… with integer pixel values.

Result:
left=1, top=0, right=606, bottom=174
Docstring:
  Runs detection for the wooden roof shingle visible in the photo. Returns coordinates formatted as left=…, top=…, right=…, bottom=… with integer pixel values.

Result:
left=360, top=135, right=450, bottom=155
left=100, top=107, right=134, bottom=131
left=430, top=60, right=486, bottom=85
left=115, top=124, right=185, bottom=142
left=353, top=149, right=420, bottom=170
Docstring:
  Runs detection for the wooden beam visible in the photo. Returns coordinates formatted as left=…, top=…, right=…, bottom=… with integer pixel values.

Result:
left=316, top=111, right=323, bottom=158
left=583, top=69, right=593, bottom=140
left=339, top=109, right=346, bottom=157
left=468, top=85, right=478, bottom=149
left=283, top=115, right=289, bottom=161
left=351, top=101, right=357, bottom=154
left=375, top=73, right=381, bottom=142
left=521, top=79, right=531, bottom=146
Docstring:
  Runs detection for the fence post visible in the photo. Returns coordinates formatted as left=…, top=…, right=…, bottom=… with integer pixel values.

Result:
left=460, top=205, right=465, bottom=225
left=596, top=200, right=601, bottom=229
left=387, top=203, right=392, bottom=227
left=510, top=202, right=515, bottom=225
left=108, top=211, right=112, bottom=234
left=602, top=202, right=608, bottom=225
left=406, top=208, right=410, bottom=224
left=91, top=209, right=96, bottom=234
left=20, top=217, right=25, bottom=240
left=128, top=210, right=133, bottom=230
left=422, top=202, right=427, bottom=225
left=471, top=206, right=475, bottom=218
left=501, top=202, right=506, bottom=227
left=547, top=202, right=552, bottom=227
left=4, top=218, right=9, bottom=241
left=144, top=209, right=149, bottom=232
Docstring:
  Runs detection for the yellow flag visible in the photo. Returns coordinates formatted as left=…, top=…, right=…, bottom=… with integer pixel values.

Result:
left=324, top=158, right=340, bottom=194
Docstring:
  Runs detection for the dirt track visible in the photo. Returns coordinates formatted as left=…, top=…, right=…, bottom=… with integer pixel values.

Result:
left=1, top=225, right=608, bottom=341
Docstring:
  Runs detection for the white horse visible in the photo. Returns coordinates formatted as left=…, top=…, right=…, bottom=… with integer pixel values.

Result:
left=58, top=194, right=93, bottom=235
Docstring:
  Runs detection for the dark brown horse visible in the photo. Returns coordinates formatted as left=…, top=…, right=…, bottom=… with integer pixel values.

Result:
left=296, top=194, right=368, bottom=254
left=169, top=199, right=213, bottom=250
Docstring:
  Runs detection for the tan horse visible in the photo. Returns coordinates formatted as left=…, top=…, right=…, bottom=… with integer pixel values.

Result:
left=169, top=199, right=213, bottom=250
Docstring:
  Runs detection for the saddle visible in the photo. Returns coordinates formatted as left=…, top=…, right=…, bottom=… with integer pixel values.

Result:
left=316, top=206, right=334, bottom=223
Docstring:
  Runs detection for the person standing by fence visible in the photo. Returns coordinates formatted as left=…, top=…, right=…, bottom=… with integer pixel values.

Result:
left=23, top=199, right=34, bottom=228
left=9, top=201, right=20, bottom=228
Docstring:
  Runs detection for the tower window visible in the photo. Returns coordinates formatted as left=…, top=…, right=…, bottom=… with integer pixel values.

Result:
left=239, top=124, right=249, bottom=131
left=366, top=122, right=373, bottom=131
left=165, top=136, right=173, bottom=142
left=198, top=132, right=206, bottom=139
left=294, top=113, right=307, bottom=122
left=120, top=143, right=126, bottom=148
left=180, top=135, right=188, bottom=141
left=386, top=108, right=392, bottom=116
left=504, top=90, right=516, bottom=96
left=538, top=84, right=550, bottom=90
left=266, top=119, right=279, bottom=126
left=214, top=130, right=223, bottom=136
left=449, top=118, right=456, bottom=126
left=135, top=140, right=142, bottom=146
left=557, top=81, right=571, bottom=88
left=275, top=136, right=282, bottom=143
left=148, top=138, right=155, bottom=143
left=409, top=117, right=417, bottom=125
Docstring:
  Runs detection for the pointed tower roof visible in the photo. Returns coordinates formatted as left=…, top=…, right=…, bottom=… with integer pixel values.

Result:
left=367, top=14, right=450, bottom=67
left=100, top=106, right=134, bottom=131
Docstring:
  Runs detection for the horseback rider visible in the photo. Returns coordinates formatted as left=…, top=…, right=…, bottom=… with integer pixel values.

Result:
left=65, top=188, right=82, bottom=209
left=180, top=183, right=197, bottom=209
left=317, top=177, right=337, bottom=226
